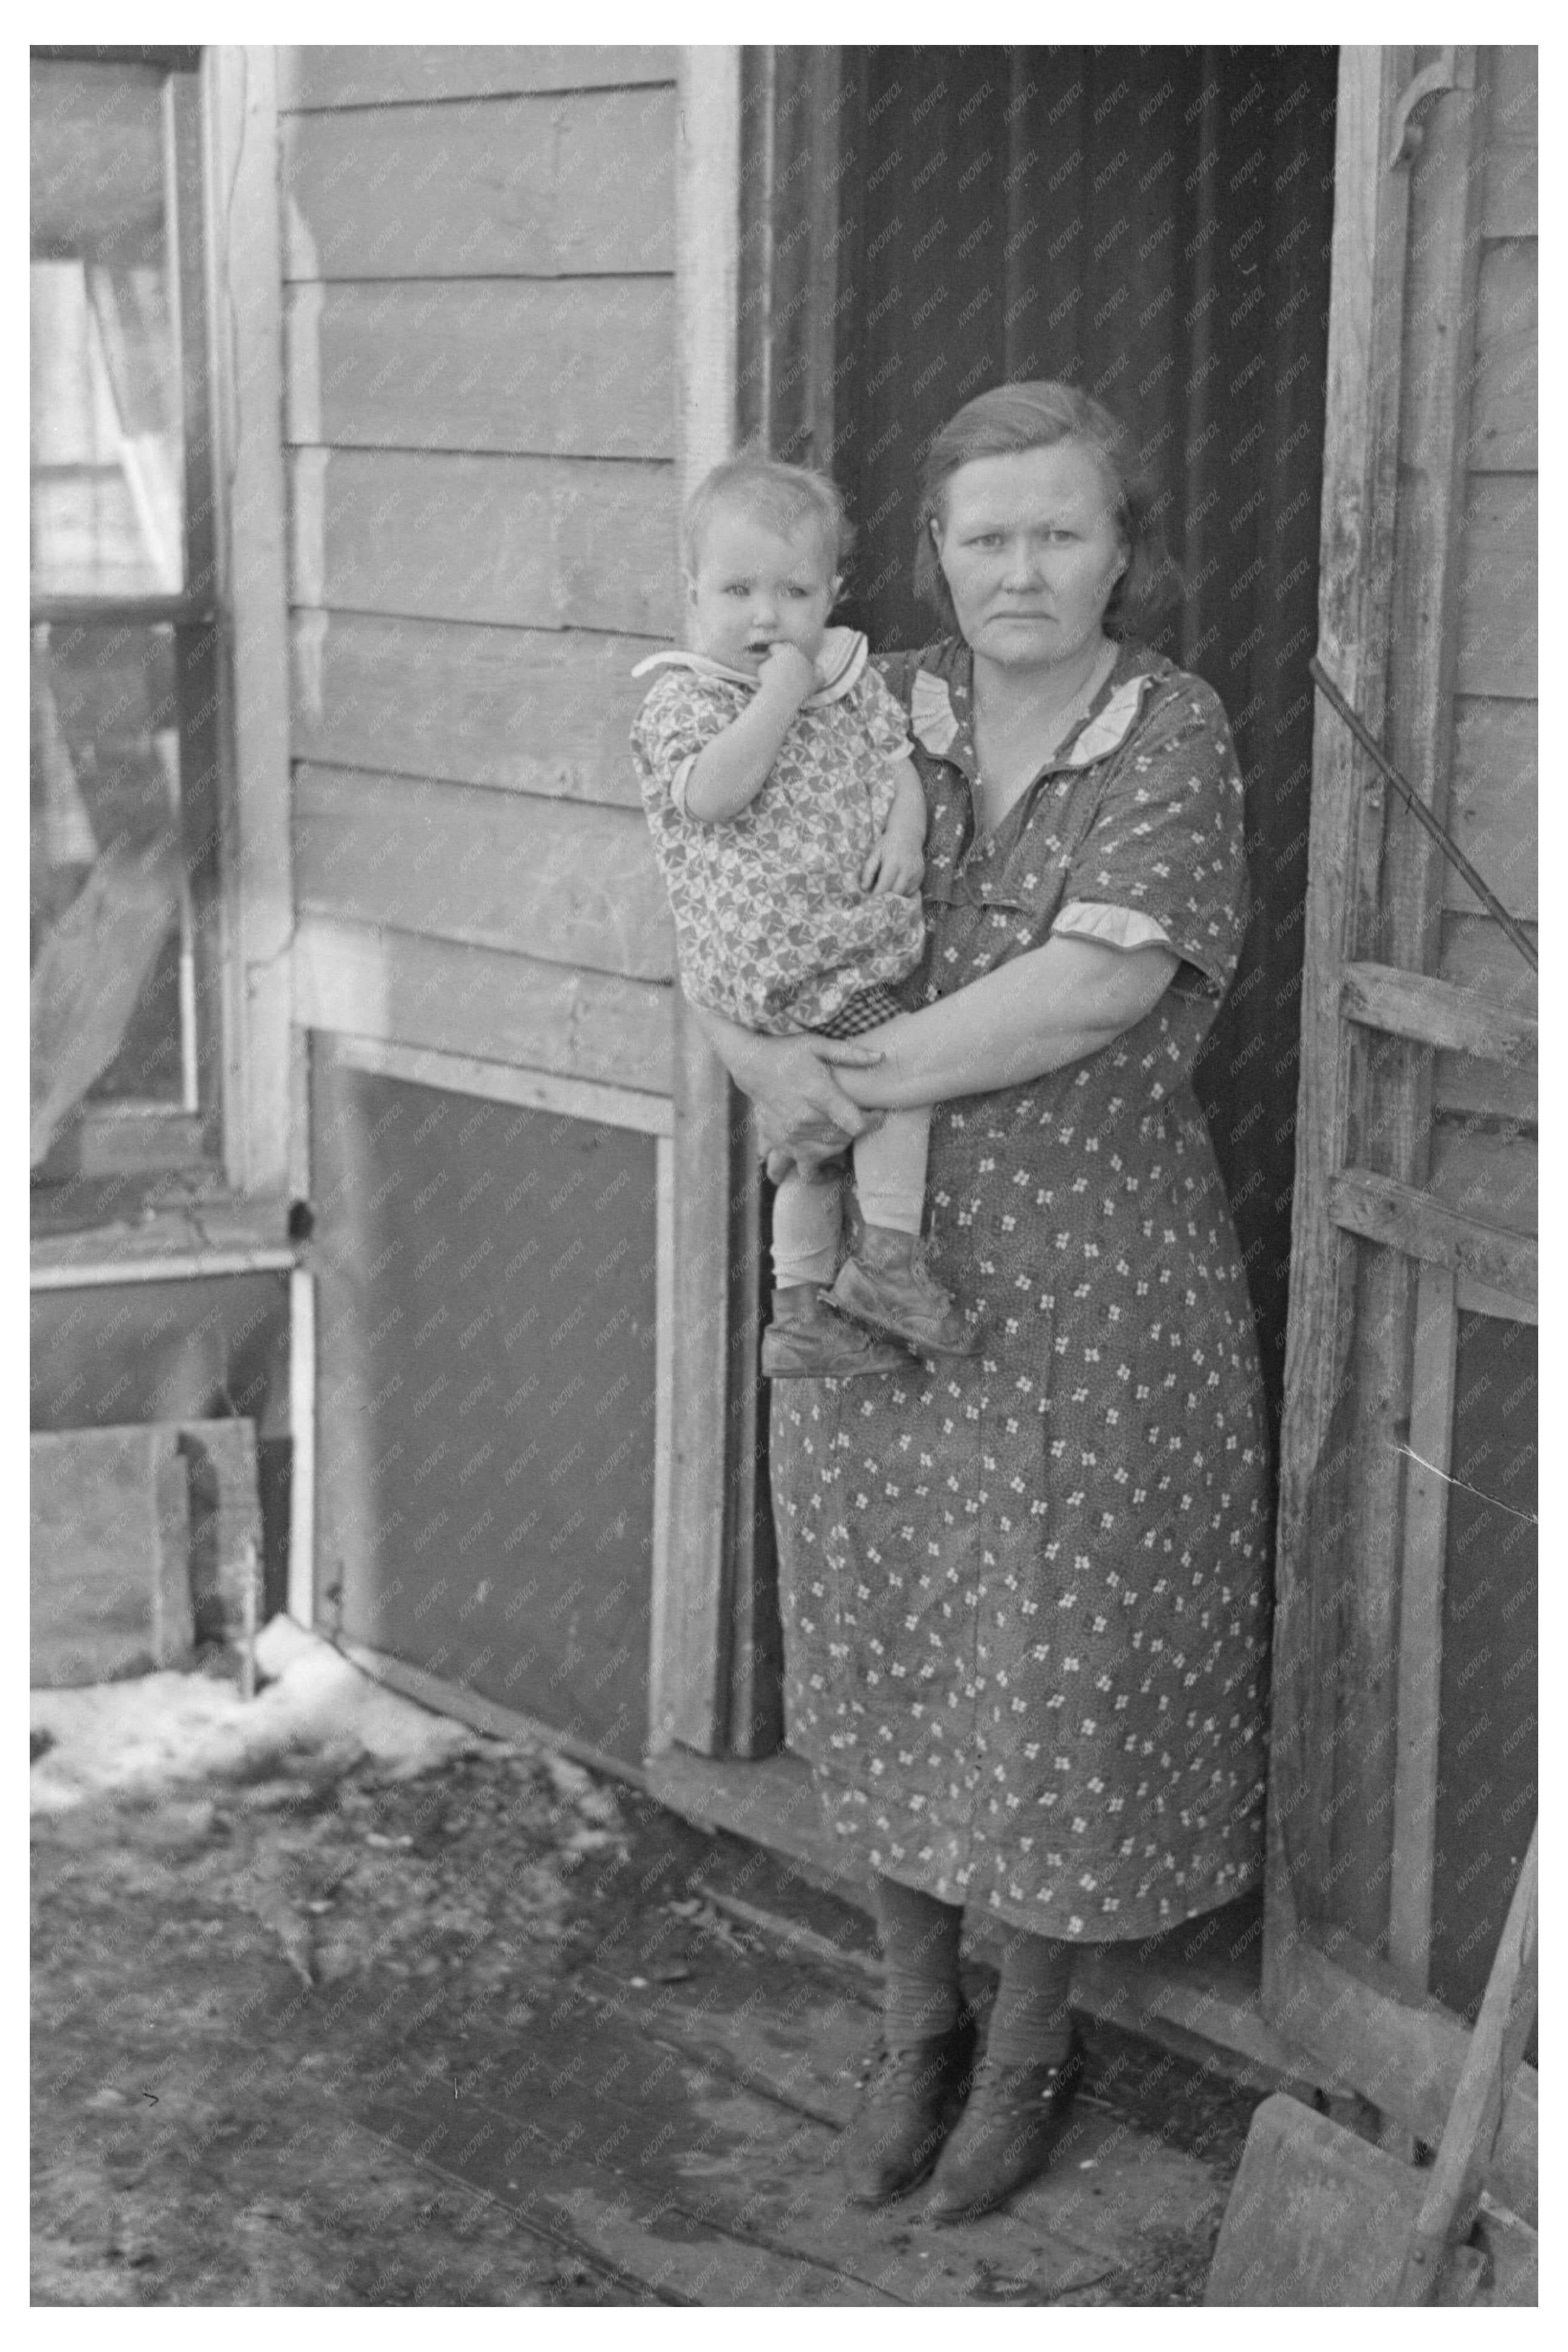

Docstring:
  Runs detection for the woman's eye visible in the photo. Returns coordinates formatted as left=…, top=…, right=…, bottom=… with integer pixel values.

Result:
left=969, top=533, right=1005, bottom=549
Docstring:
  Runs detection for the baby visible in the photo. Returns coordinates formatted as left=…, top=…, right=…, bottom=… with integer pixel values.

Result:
left=631, top=452, right=977, bottom=1380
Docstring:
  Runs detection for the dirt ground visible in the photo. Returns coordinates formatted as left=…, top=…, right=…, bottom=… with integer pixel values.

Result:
left=32, top=1671, right=1266, bottom=2306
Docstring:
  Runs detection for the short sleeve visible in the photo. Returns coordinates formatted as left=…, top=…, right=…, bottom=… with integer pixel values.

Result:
left=630, top=670, right=731, bottom=820
left=851, top=662, right=916, bottom=765
left=1056, top=676, right=1250, bottom=994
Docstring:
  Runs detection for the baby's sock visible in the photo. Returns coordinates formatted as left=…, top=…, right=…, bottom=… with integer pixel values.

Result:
left=985, top=1930, right=1075, bottom=2070
left=851, top=1106, right=931, bottom=1237
left=770, top=1167, right=842, bottom=1289
left=875, top=1874, right=963, bottom=2047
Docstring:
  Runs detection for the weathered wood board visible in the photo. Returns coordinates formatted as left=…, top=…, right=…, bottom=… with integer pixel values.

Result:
left=284, top=279, right=675, bottom=459
left=290, top=613, right=651, bottom=805
left=293, top=766, right=674, bottom=982
left=1456, top=477, right=1537, bottom=700
left=283, top=90, right=676, bottom=280
left=288, top=450, right=679, bottom=636
left=1468, top=241, right=1537, bottom=473
left=278, top=47, right=676, bottom=109
left=294, top=918, right=673, bottom=1093
left=31, top=1426, right=193, bottom=1686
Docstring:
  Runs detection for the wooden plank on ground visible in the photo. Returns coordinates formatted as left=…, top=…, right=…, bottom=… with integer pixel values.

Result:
left=278, top=47, right=676, bottom=109
left=1456, top=476, right=1538, bottom=699
left=1467, top=240, right=1536, bottom=472
left=290, top=613, right=651, bottom=804
left=293, top=916, right=673, bottom=1093
left=351, top=1976, right=1196, bottom=2306
left=1284, top=1927, right=1537, bottom=2229
left=288, top=449, right=679, bottom=636
left=30, top=1426, right=193, bottom=1685
left=282, top=91, right=675, bottom=279
left=284, top=280, right=675, bottom=459
left=293, top=765, right=675, bottom=982
left=176, top=1417, right=262, bottom=1650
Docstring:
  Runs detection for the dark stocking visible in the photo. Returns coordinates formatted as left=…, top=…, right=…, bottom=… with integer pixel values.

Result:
left=985, top=1928, right=1075, bottom=2069
left=874, top=1874, right=963, bottom=2048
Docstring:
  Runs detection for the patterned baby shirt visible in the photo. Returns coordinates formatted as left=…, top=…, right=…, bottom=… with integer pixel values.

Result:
left=630, top=629, right=927, bottom=1034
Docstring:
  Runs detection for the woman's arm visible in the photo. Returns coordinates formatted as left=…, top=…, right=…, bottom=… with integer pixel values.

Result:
left=835, top=934, right=1178, bottom=1112
left=688, top=932, right=1177, bottom=1175
left=686, top=1000, right=885, bottom=1170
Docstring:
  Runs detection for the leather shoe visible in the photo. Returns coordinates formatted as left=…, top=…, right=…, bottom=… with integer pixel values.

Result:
left=762, top=1285, right=914, bottom=1379
left=924, top=2034, right=1085, bottom=2222
left=839, top=2017, right=977, bottom=2207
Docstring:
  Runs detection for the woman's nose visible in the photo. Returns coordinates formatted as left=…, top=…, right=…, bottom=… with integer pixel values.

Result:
left=1001, top=539, right=1044, bottom=586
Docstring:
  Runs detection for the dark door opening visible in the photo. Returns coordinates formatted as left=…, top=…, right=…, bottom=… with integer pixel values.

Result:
left=734, top=44, right=1339, bottom=1758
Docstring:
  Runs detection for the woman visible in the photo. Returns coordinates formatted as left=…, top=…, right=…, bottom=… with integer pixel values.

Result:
left=691, top=383, right=1272, bottom=2222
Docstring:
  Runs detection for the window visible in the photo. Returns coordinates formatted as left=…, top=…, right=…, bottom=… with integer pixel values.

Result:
left=30, top=48, right=225, bottom=1217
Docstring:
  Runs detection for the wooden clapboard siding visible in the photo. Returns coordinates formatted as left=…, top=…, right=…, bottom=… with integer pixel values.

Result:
left=279, top=49, right=683, bottom=1118
left=1468, top=241, right=1536, bottom=472
left=1445, top=696, right=1536, bottom=916
left=1480, top=45, right=1537, bottom=233
left=294, top=917, right=672, bottom=1092
left=278, top=48, right=676, bottom=109
left=287, top=449, right=679, bottom=634
left=1454, top=475, right=1536, bottom=699
left=1429, top=1121, right=1536, bottom=1232
left=282, top=90, right=676, bottom=280
left=284, top=280, right=675, bottom=458
left=294, top=766, right=674, bottom=981
left=1436, top=48, right=1538, bottom=1130
left=290, top=613, right=648, bottom=805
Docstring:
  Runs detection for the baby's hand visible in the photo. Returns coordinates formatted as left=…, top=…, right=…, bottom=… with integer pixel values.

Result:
left=754, top=641, right=819, bottom=708
left=861, top=828, right=925, bottom=896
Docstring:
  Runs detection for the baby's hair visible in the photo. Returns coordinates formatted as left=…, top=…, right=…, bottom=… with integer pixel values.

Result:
left=683, top=449, right=853, bottom=580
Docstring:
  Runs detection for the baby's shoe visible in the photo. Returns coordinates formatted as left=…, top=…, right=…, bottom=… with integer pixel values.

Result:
left=761, top=1284, right=915, bottom=1380
left=830, top=1225, right=979, bottom=1356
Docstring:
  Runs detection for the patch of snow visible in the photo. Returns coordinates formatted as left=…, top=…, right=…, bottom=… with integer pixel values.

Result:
left=30, top=1615, right=485, bottom=1814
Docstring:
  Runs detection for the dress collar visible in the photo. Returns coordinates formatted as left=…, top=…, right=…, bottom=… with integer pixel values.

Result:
left=631, top=625, right=868, bottom=707
left=908, top=639, right=1152, bottom=771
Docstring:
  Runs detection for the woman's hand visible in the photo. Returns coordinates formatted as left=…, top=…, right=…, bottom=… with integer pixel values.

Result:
left=685, top=1004, right=885, bottom=1178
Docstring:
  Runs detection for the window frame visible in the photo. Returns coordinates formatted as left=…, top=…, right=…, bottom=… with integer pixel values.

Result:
left=30, top=44, right=294, bottom=1238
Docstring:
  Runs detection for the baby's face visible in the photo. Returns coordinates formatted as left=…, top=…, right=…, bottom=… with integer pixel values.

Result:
left=687, top=507, right=837, bottom=675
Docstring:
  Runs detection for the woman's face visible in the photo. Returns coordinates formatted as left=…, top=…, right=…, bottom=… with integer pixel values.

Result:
left=931, top=439, right=1128, bottom=670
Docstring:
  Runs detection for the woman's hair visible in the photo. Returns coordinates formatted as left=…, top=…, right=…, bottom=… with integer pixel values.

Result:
left=912, top=380, right=1180, bottom=639
left=682, top=449, right=853, bottom=580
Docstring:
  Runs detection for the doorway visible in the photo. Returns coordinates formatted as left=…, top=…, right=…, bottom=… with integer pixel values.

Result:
left=725, top=45, right=1340, bottom=1761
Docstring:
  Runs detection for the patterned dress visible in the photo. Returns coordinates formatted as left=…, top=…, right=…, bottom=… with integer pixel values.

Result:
left=630, top=631, right=923, bottom=1033
left=770, top=637, right=1273, bottom=1941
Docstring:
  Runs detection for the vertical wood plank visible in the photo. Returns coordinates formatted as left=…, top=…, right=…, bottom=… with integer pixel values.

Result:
left=1386, top=1262, right=1459, bottom=1989
left=1266, top=47, right=1415, bottom=2013
left=1329, top=49, right=1486, bottom=1955
left=651, top=48, right=743, bottom=1755
left=206, top=47, right=294, bottom=1200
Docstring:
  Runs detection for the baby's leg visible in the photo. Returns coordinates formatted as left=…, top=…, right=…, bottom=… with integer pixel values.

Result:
left=770, top=1164, right=843, bottom=1288
left=834, top=1107, right=978, bottom=1355
left=850, top=1107, right=931, bottom=1235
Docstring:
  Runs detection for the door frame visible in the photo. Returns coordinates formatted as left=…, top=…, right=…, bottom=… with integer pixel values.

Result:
left=1262, top=44, right=1536, bottom=2211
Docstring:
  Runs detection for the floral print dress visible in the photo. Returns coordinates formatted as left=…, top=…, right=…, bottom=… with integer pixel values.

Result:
left=769, top=638, right=1273, bottom=1941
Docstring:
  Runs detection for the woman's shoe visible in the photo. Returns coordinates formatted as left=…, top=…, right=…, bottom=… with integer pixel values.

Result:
left=839, top=2018, right=977, bottom=2207
left=924, top=2034, right=1085, bottom=2222
left=761, top=1284, right=915, bottom=1379
left=829, top=1225, right=980, bottom=1356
